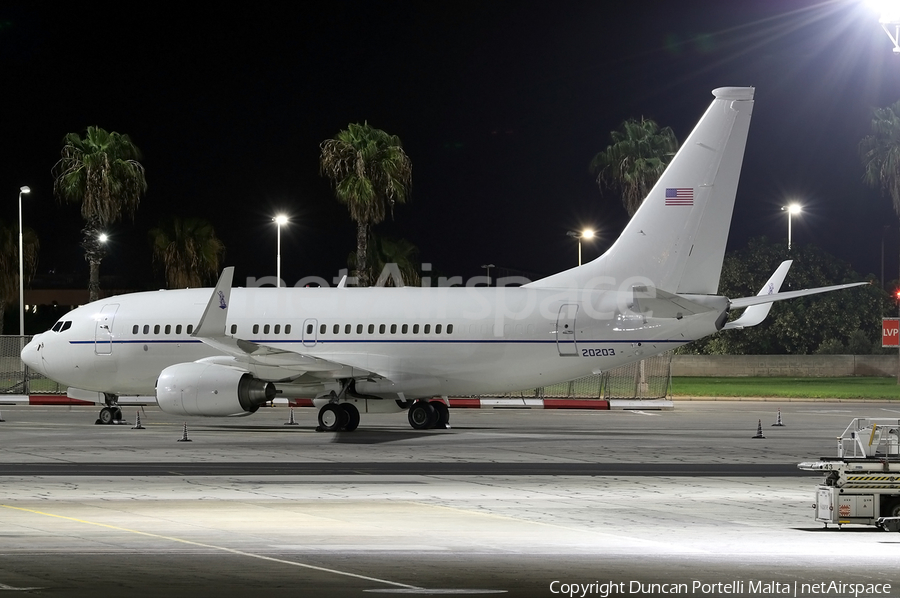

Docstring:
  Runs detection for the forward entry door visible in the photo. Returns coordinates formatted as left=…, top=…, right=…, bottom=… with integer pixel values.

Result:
left=94, top=304, right=119, bottom=355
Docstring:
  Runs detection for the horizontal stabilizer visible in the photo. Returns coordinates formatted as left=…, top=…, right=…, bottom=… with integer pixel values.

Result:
left=729, top=281, right=868, bottom=311
left=723, top=260, right=791, bottom=330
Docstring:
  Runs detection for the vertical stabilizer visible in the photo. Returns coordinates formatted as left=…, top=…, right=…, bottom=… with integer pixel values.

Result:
left=528, top=87, right=754, bottom=293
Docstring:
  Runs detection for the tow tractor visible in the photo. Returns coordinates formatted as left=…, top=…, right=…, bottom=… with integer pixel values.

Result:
left=798, top=418, right=900, bottom=529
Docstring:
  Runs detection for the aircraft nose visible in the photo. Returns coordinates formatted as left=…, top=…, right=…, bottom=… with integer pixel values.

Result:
left=21, top=334, right=46, bottom=376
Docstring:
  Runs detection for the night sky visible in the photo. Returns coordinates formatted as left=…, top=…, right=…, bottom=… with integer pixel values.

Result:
left=3, top=1, right=900, bottom=291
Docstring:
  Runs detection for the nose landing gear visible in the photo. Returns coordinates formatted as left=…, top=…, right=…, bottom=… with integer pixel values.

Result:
left=95, top=393, right=127, bottom=425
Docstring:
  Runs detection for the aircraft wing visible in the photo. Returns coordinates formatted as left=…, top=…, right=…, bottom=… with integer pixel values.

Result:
left=192, top=268, right=378, bottom=380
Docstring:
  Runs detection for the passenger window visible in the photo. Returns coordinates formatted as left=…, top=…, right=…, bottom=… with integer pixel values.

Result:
left=154, top=325, right=160, bottom=334
left=274, top=324, right=281, bottom=334
left=390, top=324, right=397, bottom=334
left=285, top=324, right=291, bottom=334
left=176, top=324, right=183, bottom=334
left=413, top=324, right=420, bottom=334
left=143, top=325, right=149, bottom=334
left=379, top=324, right=386, bottom=334
left=368, top=324, right=374, bottom=334
left=424, top=324, right=431, bottom=334
left=345, top=324, right=351, bottom=334
left=357, top=324, right=363, bottom=334
left=253, top=324, right=259, bottom=334
left=230, top=324, right=237, bottom=335
left=402, top=324, right=408, bottom=334
left=165, top=324, right=171, bottom=334
left=264, top=324, right=271, bottom=334
left=447, top=324, right=453, bottom=334
left=320, top=324, right=326, bottom=334
left=187, top=324, right=194, bottom=334
left=435, top=324, right=442, bottom=334
left=306, top=324, right=313, bottom=334
left=333, top=324, right=339, bottom=334
left=132, top=325, right=138, bottom=334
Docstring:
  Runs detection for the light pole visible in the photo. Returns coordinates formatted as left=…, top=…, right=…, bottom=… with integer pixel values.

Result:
left=274, top=215, right=288, bottom=288
left=18, top=186, right=30, bottom=336
left=481, top=264, right=495, bottom=287
left=566, top=229, right=594, bottom=266
left=782, top=204, right=801, bottom=250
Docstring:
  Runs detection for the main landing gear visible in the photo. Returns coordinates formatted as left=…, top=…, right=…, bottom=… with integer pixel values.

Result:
left=407, top=400, right=450, bottom=430
left=316, top=380, right=362, bottom=432
left=95, top=393, right=126, bottom=425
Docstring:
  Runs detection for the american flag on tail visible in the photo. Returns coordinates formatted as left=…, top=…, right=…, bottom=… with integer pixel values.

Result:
left=665, top=188, right=694, bottom=206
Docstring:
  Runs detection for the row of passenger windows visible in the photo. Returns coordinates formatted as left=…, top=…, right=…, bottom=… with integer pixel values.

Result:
left=248, top=323, right=454, bottom=335
left=132, top=324, right=195, bottom=335
left=129, top=322, right=454, bottom=336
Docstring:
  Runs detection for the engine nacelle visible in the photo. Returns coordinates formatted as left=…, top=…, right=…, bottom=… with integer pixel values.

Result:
left=156, top=362, right=276, bottom=417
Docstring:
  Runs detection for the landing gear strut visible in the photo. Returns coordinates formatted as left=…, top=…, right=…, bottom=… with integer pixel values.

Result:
left=95, top=393, right=125, bottom=425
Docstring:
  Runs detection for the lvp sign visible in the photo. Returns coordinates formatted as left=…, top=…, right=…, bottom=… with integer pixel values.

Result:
left=883, top=318, right=900, bottom=347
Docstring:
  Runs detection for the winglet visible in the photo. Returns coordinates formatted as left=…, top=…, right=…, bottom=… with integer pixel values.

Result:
left=723, top=261, right=791, bottom=330
left=193, top=267, right=234, bottom=338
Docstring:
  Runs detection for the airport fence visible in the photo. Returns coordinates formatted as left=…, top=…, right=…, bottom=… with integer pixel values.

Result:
left=479, top=353, right=672, bottom=400
left=0, top=335, right=66, bottom=395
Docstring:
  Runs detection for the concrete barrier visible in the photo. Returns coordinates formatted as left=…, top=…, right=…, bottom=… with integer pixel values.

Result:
left=672, top=354, right=898, bottom=377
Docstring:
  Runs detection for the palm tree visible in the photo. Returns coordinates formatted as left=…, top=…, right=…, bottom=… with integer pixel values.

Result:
left=349, top=235, right=420, bottom=287
left=320, top=122, right=412, bottom=287
left=861, top=100, right=900, bottom=284
left=52, top=126, right=147, bottom=302
left=590, top=117, right=679, bottom=216
left=149, top=217, right=225, bottom=289
left=0, top=220, right=39, bottom=335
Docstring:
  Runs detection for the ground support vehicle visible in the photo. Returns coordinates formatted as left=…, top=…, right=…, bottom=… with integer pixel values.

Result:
left=798, top=418, right=900, bottom=528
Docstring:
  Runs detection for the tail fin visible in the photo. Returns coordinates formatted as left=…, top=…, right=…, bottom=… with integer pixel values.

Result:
left=528, top=87, right=754, bottom=293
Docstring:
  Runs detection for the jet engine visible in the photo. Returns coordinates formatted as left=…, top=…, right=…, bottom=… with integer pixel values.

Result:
left=156, top=362, right=276, bottom=416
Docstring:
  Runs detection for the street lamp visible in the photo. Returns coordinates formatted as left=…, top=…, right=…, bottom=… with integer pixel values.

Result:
left=274, top=214, right=288, bottom=288
left=782, top=204, right=801, bottom=250
left=566, top=229, right=595, bottom=266
left=481, top=264, right=495, bottom=287
left=18, top=186, right=30, bottom=336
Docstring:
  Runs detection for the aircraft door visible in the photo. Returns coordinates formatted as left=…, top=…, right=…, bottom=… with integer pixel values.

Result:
left=556, top=303, right=578, bottom=356
left=302, top=318, right=318, bottom=347
left=94, top=303, right=120, bottom=355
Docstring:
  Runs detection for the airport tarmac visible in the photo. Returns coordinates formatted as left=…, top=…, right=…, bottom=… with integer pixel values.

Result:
left=1, top=401, right=899, bottom=597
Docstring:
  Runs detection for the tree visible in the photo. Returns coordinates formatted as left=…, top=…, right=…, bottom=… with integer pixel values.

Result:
left=590, top=117, right=679, bottom=216
left=349, top=235, right=420, bottom=287
left=860, top=100, right=900, bottom=286
left=679, top=237, right=885, bottom=355
left=0, top=220, right=39, bottom=335
left=52, top=126, right=147, bottom=302
left=149, top=217, right=225, bottom=289
left=320, top=122, right=412, bottom=287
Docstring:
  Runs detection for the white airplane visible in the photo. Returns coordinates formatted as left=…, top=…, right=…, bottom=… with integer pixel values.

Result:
left=21, top=87, right=865, bottom=431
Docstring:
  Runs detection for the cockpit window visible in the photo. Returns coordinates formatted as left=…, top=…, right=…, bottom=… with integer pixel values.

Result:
left=51, top=322, right=63, bottom=332
left=60, top=321, right=72, bottom=332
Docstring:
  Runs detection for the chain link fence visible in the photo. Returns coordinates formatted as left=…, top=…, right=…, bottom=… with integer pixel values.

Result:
left=478, top=353, right=672, bottom=400
left=0, top=336, right=66, bottom=395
